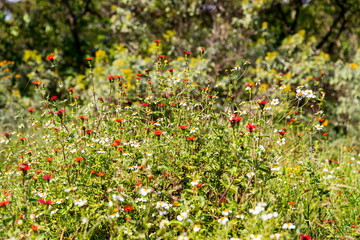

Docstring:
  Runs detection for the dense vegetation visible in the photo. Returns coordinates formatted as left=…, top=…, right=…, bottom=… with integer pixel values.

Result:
left=0, top=0, right=359, bottom=239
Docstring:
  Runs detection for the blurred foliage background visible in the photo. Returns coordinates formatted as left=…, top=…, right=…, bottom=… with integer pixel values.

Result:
left=0, top=0, right=359, bottom=137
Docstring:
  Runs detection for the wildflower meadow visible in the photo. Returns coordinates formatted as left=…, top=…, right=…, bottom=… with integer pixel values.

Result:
left=1, top=1, right=360, bottom=240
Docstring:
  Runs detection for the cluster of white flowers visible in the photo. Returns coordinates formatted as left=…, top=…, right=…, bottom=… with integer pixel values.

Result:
left=64, top=186, right=77, bottom=192
left=315, top=124, right=324, bottom=131
left=282, top=223, right=296, bottom=229
left=250, top=234, right=262, bottom=240
left=270, top=99, right=280, bottom=105
left=222, top=209, right=232, bottom=216
left=177, top=211, right=189, bottom=221
left=260, top=212, right=278, bottom=221
left=74, top=199, right=88, bottom=207
left=270, top=233, right=282, bottom=239
left=277, top=138, right=286, bottom=146
left=246, top=172, right=255, bottom=178
left=159, top=219, right=169, bottom=229
left=217, top=217, right=229, bottom=225
left=112, top=194, right=124, bottom=202
left=249, top=202, right=267, bottom=215
left=296, top=87, right=316, bottom=99
left=193, top=224, right=201, bottom=232
left=108, top=212, right=119, bottom=219
left=139, top=188, right=152, bottom=196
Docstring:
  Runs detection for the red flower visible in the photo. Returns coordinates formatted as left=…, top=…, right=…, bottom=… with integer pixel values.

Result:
left=154, top=40, right=161, bottom=44
left=97, top=172, right=105, bottom=177
left=124, top=205, right=133, bottom=212
left=300, top=235, right=311, bottom=240
left=50, top=96, right=58, bottom=101
left=114, top=118, right=124, bottom=123
left=86, top=130, right=93, bottom=134
left=46, top=54, right=55, bottom=61
left=86, top=57, right=94, bottom=61
left=17, top=163, right=31, bottom=172
left=27, top=108, right=35, bottom=112
left=187, top=136, right=195, bottom=141
left=32, top=81, right=41, bottom=86
left=246, top=83, right=254, bottom=87
left=258, top=100, right=268, bottom=105
left=246, top=123, right=256, bottom=132
left=55, top=109, right=66, bottom=115
left=179, top=125, right=188, bottom=130
left=153, top=130, right=163, bottom=136
left=313, top=78, right=319, bottom=81
left=200, top=47, right=205, bottom=54
left=75, top=157, right=83, bottom=162
left=38, top=199, right=53, bottom=205
left=134, top=181, right=143, bottom=186
left=157, top=55, right=166, bottom=58
left=141, top=103, right=150, bottom=106
left=30, top=225, right=38, bottom=231
left=77, top=116, right=87, bottom=121
left=229, top=114, right=242, bottom=123
left=167, top=68, right=174, bottom=72
left=43, top=174, right=52, bottom=180
left=67, top=88, right=76, bottom=92
left=184, top=50, right=193, bottom=55
left=0, top=201, right=10, bottom=207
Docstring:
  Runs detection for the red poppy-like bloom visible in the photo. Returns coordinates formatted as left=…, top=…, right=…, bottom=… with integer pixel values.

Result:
left=17, top=163, right=31, bottom=172
left=187, top=136, right=196, bottom=141
left=46, top=158, right=54, bottom=162
left=46, top=54, right=55, bottom=61
left=50, top=96, right=58, bottom=101
left=134, top=181, right=143, bottom=186
left=75, top=157, right=83, bottom=162
left=246, top=123, right=256, bottom=132
left=97, top=172, right=105, bottom=177
left=258, top=100, right=268, bottom=106
left=32, top=81, right=41, bottom=86
left=184, top=50, right=193, bottom=55
left=43, top=174, right=52, bottom=180
left=55, top=109, right=66, bottom=115
left=246, top=83, right=254, bottom=87
left=153, top=130, right=163, bottom=136
left=277, top=130, right=286, bottom=136
left=300, top=235, right=311, bottom=240
left=30, top=225, right=38, bottom=230
left=141, top=103, right=150, bottom=106
left=179, top=125, right=188, bottom=130
left=67, top=88, right=76, bottom=92
left=154, top=40, right=161, bottom=44
left=157, top=54, right=166, bottom=58
left=86, top=57, right=94, bottom=61
left=38, top=199, right=53, bottom=205
left=124, top=205, right=133, bottom=212
left=200, top=47, right=205, bottom=54
left=115, top=118, right=124, bottom=123
left=313, top=78, right=319, bottom=81
left=0, top=201, right=10, bottom=207
left=86, top=130, right=93, bottom=134
left=167, top=68, right=174, bottom=72
left=78, top=116, right=87, bottom=121
left=27, top=108, right=35, bottom=112
left=229, top=114, right=242, bottom=123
